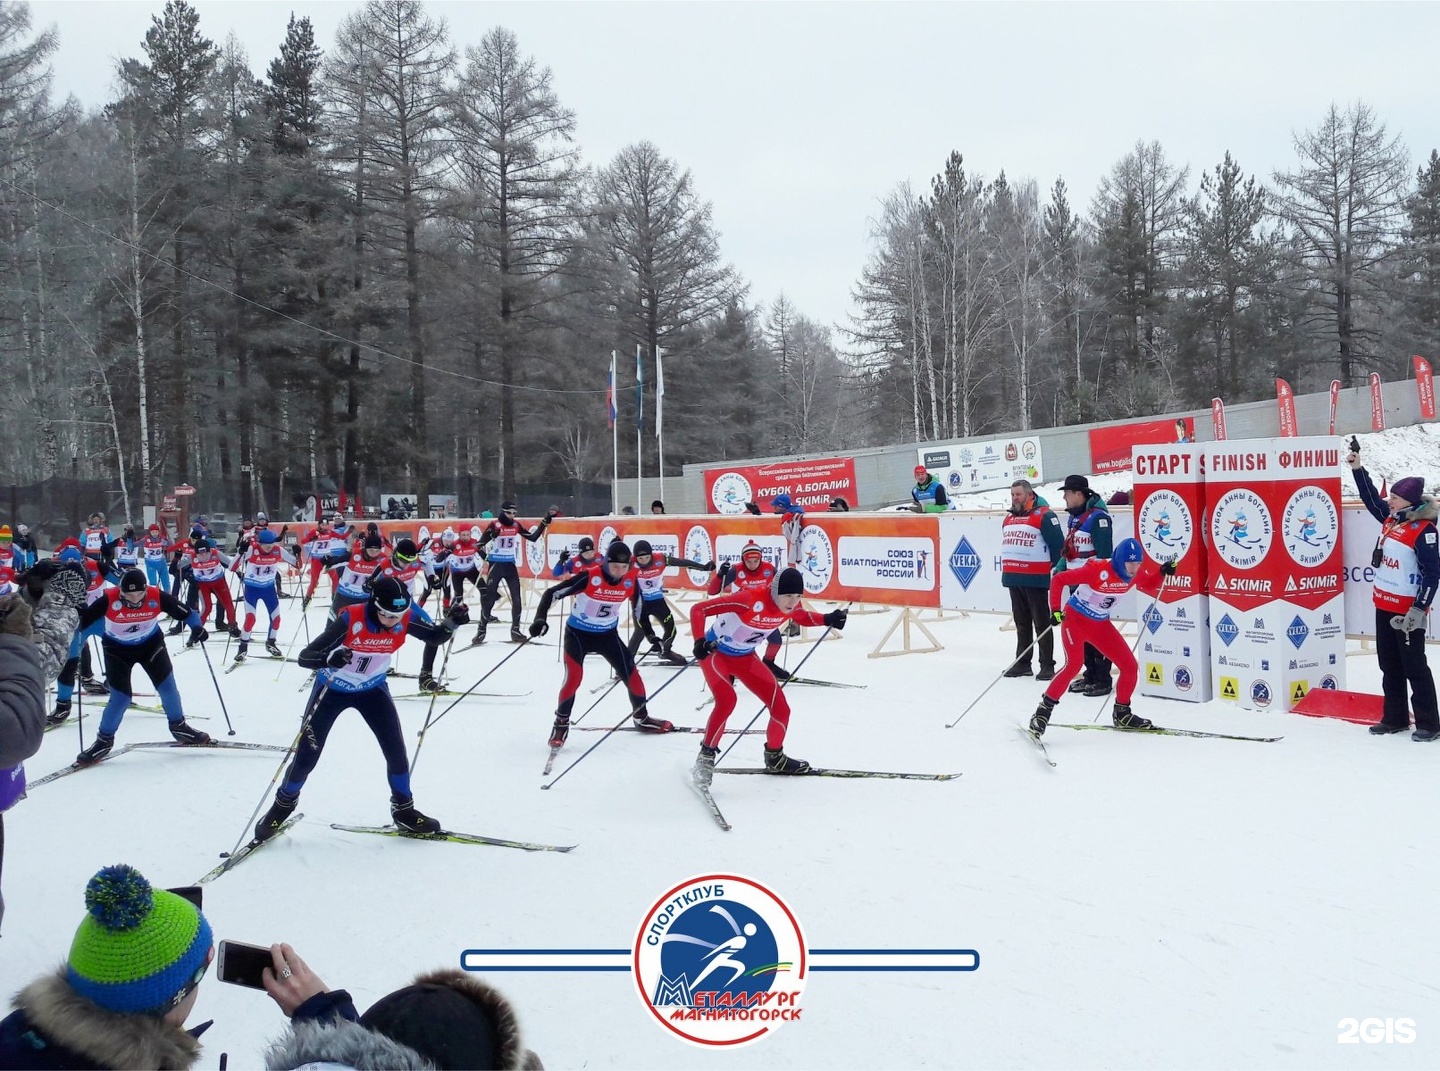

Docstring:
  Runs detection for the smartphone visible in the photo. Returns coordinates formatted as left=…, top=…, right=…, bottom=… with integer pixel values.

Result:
left=167, top=885, right=202, bottom=910
left=216, top=940, right=274, bottom=989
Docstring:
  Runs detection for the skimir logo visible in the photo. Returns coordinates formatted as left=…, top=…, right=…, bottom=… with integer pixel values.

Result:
left=635, top=874, right=806, bottom=1048
left=1216, top=613, right=1239, bottom=647
left=1142, top=604, right=1164, bottom=634
left=1287, top=615, right=1310, bottom=650
left=1210, top=489, right=1273, bottom=570
left=684, top=525, right=714, bottom=587
left=1137, top=489, right=1193, bottom=563
left=1282, top=486, right=1339, bottom=569
left=710, top=472, right=753, bottom=515
left=797, top=525, right=834, bottom=595
left=949, top=536, right=981, bottom=590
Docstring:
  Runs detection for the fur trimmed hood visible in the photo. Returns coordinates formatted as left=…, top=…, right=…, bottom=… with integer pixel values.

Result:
left=0, top=970, right=201, bottom=1069
left=1399, top=495, right=1440, bottom=524
left=360, top=969, right=543, bottom=1070
left=263, top=1016, right=432, bottom=1070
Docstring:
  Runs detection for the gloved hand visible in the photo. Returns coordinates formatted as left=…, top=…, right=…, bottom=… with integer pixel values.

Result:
left=703, top=560, right=717, bottom=572
left=529, top=618, right=550, bottom=638
left=447, top=602, right=471, bottom=627
left=189, top=625, right=208, bottom=645
left=1392, top=606, right=1427, bottom=633
left=1051, top=609, right=1065, bottom=625
left=1347, top=436, right=1362, bottom=470
left=326, top=647, right=350, bottom=669
left=716, top=562, right=732, bottom=586
left=823, top=608, right=848, bottom=630
left=557, top=549, right=571, bottom=567
left=1161, top=559, right=1179, bottom=576
left=693, top=637, right=717, bottom=661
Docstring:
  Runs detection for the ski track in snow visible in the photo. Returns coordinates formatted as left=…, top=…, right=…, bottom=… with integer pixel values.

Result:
left=11, top=430, right=1440, bottom=1067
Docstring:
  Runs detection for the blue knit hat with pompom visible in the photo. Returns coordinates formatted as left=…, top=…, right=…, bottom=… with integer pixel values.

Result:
left=66, top=865, right=213, bottom=1014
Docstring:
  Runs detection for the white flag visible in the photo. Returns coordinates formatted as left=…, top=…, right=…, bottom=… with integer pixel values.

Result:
left=655, top=348, right=665, bottom=439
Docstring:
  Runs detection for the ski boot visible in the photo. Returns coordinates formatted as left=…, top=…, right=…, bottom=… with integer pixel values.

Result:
left=265, top=637, right=283, bottom=658
left=763, top=660, right=793, bottom=682
left=548, top=716, right=570, bottom=748
left=75, top=732, right=116, bottom=766
left=233, top=640, right=249, bottom=664
left=470, top=624, right=487, bottom=646
left=484, top=612, right=501, bottom=624
left=660, top=647, right=689, bottom=667
left=47, top=699, right=72, bottom=727
left=1029, top=695, right=1056, bottom=737
left=229, top=623, right=242, bottom=638
left=170, top=720, right=213, bottom=746
left=632, top=708, right=674, bottom=733
left=510, top=626, right=526, bottom=643
left=763, top=746, right=811, bottom=774
left=80, top=676, right=108, bottom=696
left=418, top=673, right=443, bottom=694
left=693, top=744, right=720, bottom=787
left=1112, top=703, right=1155, bottom=730
left=391, top=795, right=441, bottom=835
left=167, top=621, right=185, bottom=637
left=254, top=791, right=299, bottom=842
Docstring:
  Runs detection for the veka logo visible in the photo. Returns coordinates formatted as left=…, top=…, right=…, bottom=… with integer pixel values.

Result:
left=1287, top=615, right=1309, bottom=650
left=1337, top=1018, right=1416, bottom=1044
left=949, top=537, right=981, bottom=590
left=1216, top=614, right=1239, bottom=647
left=1142, top=604, right=1163, bottom=634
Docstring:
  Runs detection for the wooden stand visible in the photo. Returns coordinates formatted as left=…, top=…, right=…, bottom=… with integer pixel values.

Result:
left=867, top=607, right=945, bottom=659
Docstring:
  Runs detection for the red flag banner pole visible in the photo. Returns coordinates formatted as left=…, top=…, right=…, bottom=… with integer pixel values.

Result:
left=1275, top=378, right=1298, bottom=437
left=1414, top=356, right=1436, bottom=420
left=1210, top=397, right=1227, bottom=440
left=1328, top=379, right=1340, bottom=435
left=1370, top=372, right=1385, bottom=431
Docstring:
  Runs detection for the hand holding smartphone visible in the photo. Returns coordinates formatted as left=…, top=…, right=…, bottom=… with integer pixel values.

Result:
left=216, top=940, right=273, bottom=989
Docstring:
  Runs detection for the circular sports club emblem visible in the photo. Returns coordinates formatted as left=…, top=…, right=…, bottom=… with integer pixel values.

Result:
left=1209, top=489, right=1273, bottom=570
left=1281, top=485, right=1338, bottom=569
left=598, top=525, right=619, bottom=556
left=797, top=525, right=833, bottom=595
left=684, top=525, right=714, bottom=587
left=634, top=874, right=806, bottom=1047
left=1137, top=489, right=1193, bottom=565
left=710, top=472, right=753, bottom=515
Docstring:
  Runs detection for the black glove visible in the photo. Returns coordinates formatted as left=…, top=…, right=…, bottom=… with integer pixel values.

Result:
left=1161, top=559, right=1179, bottom=576
left=1051, top=609, right=1065, bottom=625
left=50, top=564, right=89, bottom=609
left=326, top=647, right=350, bottom=669
left=703, top=560, right=717, bottom=572
left=447, top=602, right=471, bottom=626
left=823, top=608, right=848, bottom=630
left=557, top=549, right=571, bottom=567
left=693, top=637, right=717, bottom=661
left=529, top=618, right=550, bottom=638
left=716, top=562, right=732, bottom=586
left=190, top=625, right=209, bottom=644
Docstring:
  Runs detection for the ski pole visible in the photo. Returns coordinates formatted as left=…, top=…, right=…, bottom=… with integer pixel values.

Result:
left=407, top=632, right=457, bottom=776
left=75, top=642, right=85, bottom=753
left=945, top=623, right=1057, bottom=729
left=543, top=661, right=697, bottom=790
left=198, top=639, right=238, bottom=735
left=275, top=603, right=309, bottom=681
left=220, top=679, right=330, bottom=861
left=410, top=635, right=534, bottom=740
left=715, top=618, right=843, bottom=768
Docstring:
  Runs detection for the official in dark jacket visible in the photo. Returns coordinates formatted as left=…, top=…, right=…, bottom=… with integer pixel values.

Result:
left=1057, top=474, right=1115, bottom=695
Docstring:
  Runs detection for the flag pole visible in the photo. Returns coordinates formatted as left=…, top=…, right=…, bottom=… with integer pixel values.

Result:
left=636, top=343, right=643, bottom=514
left=610, top=351, right=618, bottom=515
left=656, top=346, right=665, bottom=508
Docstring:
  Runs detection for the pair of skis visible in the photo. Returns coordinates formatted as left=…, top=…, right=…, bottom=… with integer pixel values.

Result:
left=686, top=766, right=961, bottom=832
left=1018, top=721, right=1283, bottom=769
left=28, top=740, right=288, bottom=790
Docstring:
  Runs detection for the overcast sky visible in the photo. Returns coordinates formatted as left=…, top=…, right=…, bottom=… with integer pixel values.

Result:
left=30, top=1, right=1440, bottom=336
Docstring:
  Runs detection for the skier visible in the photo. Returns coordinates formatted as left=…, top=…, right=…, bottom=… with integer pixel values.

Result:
left=299, top=517, right=348, bottom=610
left=477, top=503, right=553, bottom=644
left=250, top=575, right=470, bottom=840
left=232, top=528, right=296, bottom=663
left=140, top=523, right=170, bottom=589
left=1056, top=474, right=1116, bottom=696
left=627, top=539, right=715, bottom=665
left=79, top=512, right=111, bottom=564
left=689, top=566, right=848, bottom=783
left=910, top=466, right=950, bottom=513
left=189, top=539, right=239, bottom=639
left=444, top=526, right=485, bottom=624
left=71, top=568, right=211, bottom=765
left=111, top=524, right=142, bottom=572
left=1029, top=538, right=1175, bottom=737
left=551, top=536, right=598, bottom=578
left=710, top=542, right=791, bottom=680
left=528, top=540, right=672, bottom=749
left=330, top=532, right=386, bottom=621
left=1347, top=444, right=1440, bottom=740
left=416, top=526, right=450, bottom=609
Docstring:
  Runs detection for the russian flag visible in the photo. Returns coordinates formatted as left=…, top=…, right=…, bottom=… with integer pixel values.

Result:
left=607, top=353, right=617, bottom=429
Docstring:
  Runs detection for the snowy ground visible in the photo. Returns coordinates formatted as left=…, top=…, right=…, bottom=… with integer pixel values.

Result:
left=5, top=595, right=1439, bottom=1069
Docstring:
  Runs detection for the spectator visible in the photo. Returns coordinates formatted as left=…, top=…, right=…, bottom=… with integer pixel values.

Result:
left=1348, top=442, right=1440, bottom=740
left=0, top=864, right=215, bottom=1069
left=1001, top=481, right=1065, bottom=680
left=1057, top=474, right=1115, bottom=696
left=620, top=506, right=635, bottom=516
left=650, top=500, right=665, bottom=515
left=911, top=465, right=949, bottom=513
left=13, top=526, right=38, bottom=570
left=771, top=494, right=805, bottom=568
left=828, top=497, right=850, bottom=512
left=1106, top=490, right=1131, bottom=507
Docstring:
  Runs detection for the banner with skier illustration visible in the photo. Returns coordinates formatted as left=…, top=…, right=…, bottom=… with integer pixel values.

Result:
left=702, top=457, right=858, bottom=515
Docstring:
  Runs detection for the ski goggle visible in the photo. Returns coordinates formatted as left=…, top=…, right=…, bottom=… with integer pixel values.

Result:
left=394, top=549, right=417, bottom=565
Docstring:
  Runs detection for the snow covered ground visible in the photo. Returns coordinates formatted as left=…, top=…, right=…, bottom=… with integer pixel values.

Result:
left=5, top=594, right=1438, bottom=1069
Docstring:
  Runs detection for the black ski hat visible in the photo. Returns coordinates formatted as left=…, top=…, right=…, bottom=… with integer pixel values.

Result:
left=500, top=501, right=517, bottom=514
left=370, top=575, right=411, bottom=615
left=393, top=538, right=418, bottom=562
left=632, top=539, right=653, bottom=557
left=119, top=569, right=147, bottom=594
left=774, top=567, right=804, bottom=597
left=364, top=533, right=384, bottom=550
left=577, top=536, right=595, bottom=553
left=606, top=540, right=631, bottom=565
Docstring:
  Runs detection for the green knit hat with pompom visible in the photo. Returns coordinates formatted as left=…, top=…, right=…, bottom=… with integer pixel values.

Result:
left=66, top=864, right=213, bottom=1014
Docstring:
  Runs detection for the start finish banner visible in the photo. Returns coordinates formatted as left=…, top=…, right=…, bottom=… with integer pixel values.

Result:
left=1133, top=446, right=1211, bottom=703
left=542, top=515, right=940, bottom=608
left=1204, top=437, right=1346, bottom=712
left=702, top=457, right=858, bottom=515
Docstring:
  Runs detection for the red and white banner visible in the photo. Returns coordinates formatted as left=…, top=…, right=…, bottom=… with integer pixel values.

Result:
left=1276, top=378, right=1298, bottom=437
left=1211, top=398, right=1227, bottom=440
left=917, top=436, right=1043, bottom=498
left=1370, top=372, right=1385, bottom=430
left=702, top=457, right=858, bottom=515
left=1414, top=356, right=1436, bottom=420
left=1088, top=417, right=1196, bottom=474
left=1328, top=379, right=1341, bottom=435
